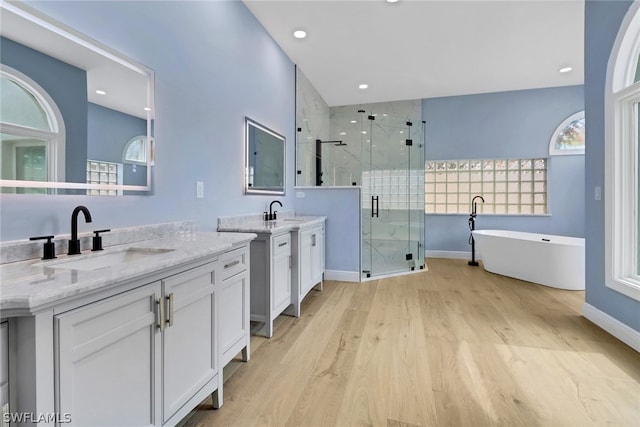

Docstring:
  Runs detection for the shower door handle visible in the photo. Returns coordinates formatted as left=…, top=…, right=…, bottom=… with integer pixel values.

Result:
left=371, top=196, right=379, bottom=218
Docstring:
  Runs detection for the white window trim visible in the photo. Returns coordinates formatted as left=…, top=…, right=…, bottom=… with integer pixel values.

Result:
left=605, top=1, right=640, bottom=301
left=548, top=110, right=585, bottom=156
left=0, top=64, right=66, bottom=182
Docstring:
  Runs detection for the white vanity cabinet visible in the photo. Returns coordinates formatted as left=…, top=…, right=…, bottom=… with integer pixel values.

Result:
left=250, top=231, right=292, bottom=338
left=55, top=260, right=221, bottom=426
left=219, top=246, right=250, bottom=367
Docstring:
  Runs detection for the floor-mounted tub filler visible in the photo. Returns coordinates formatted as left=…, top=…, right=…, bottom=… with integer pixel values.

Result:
left=472, top=229, right=585, bottom=290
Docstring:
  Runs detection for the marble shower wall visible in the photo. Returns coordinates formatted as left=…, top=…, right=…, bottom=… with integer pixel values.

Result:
left=296, top=69, right=330, bottom=186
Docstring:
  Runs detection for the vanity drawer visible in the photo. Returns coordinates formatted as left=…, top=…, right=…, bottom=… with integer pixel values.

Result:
left=220, top=246, right=248, bottom=280
left=272, top=233, right=291, bottom=258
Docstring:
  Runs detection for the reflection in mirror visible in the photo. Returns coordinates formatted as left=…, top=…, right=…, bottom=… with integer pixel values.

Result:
left=245, top=117, right=285, bottom=195
left=0, top=1, right=154, bottom=195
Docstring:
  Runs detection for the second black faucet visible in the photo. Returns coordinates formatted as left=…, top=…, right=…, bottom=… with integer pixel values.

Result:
left=264, top=200, right=282, bottom=221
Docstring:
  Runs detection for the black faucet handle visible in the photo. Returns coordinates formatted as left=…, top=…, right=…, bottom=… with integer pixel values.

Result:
left=92, top=229, right=111, bottom=251
left=273, top=211, right=277, bottom=220
left=264, top=212, right=269, bottom=221
left=30, top=235, right=57, bottom=260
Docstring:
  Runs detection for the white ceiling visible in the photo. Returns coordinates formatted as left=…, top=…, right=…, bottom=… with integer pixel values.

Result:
left=1, top=3, right=149, bottom=119
left=244, top=0, right=584, bottom=107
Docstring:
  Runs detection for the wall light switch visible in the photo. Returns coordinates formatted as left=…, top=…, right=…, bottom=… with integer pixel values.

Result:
left=594, top=186, right=601, bottom=201
left=296, top=191, right=305, bottom=199
left=196, top=181, right=204, bottom=199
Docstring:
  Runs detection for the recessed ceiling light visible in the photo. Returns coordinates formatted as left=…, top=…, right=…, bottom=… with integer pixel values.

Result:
left=350, top=120, right=357, bottom=123
left=559, top=67, right=572, bottom=73
left=340, top=132, right=346, bottom=135
left=358, top=83, right=369, bottom=90
left=96, top=90, right=106, bottom=95
left=361, top=131, right=367, bottom=134
left=293, top=30, right=307, bottom=39
left=144, top=107, right=151, bottom=111
left=386, top=0, right=399, bottom=3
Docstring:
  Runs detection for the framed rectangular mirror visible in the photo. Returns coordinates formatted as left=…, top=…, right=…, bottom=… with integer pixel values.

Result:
left=245, top=117, right=285, bottom=195
left=0, top=1, right=155, bottom=195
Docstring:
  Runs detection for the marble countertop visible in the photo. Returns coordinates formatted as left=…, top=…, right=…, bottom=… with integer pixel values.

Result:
left=217, top=212, right=326, bottom=234
left=0, top=231, right=256, bottom=314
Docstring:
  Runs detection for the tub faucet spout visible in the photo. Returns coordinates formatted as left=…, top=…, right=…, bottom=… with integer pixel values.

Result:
left=471, top=195, right=485, bottom=216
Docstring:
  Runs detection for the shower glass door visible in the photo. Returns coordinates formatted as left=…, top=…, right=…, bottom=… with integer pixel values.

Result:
left=361, top=111, right=425, bottom=278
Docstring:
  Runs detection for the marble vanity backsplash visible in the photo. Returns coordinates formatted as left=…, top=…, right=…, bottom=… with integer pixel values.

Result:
left=1, top=221, right=196, bottom=264
left=217, top=209, right=296, bottom=229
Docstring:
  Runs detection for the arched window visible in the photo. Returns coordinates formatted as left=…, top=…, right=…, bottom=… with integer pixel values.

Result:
left=605, top=2, right=640, bottom=300
left=123, top=135, right=154, bottom=166
left=0, top=65, right=65, bottom=187
left=549, top=110, right=585, bottom=156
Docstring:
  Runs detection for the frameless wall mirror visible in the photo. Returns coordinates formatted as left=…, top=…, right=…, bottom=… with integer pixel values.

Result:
left=0, top=1, right=155, bottom=195
left=245, top=117, right=285, bottom=195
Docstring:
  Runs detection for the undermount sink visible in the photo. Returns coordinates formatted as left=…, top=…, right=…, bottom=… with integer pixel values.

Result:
left=43, top=247, right=175, bottom=271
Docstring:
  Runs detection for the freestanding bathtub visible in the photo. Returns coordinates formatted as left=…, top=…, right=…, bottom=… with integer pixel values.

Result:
left=472, top=229, right=585, bottom=290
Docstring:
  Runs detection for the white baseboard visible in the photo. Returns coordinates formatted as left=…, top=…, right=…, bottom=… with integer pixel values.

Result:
left=324, top=270, right=360, bottom=282
left=582, top=303, right=640, bottom=353
left=426, top=250, right=479, bottom=260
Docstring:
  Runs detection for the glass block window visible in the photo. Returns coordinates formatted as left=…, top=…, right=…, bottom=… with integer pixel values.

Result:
left=361, top=169, right=425, bottom=210
left=86, top=160, right=121, bottom=196
left=425, top=158, right=547, bottom=215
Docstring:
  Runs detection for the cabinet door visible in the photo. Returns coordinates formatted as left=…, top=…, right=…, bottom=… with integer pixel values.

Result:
left=219, top=246, right=250, bottom=367
left=311, top=225, right=325, bottom=284
left=56, top=283, right=162, bottom=426
left=272, top=233, right=291, bottom=312
left=162, top=263, right=216, bottom=423
left=220, top=272, right=249, bottom=366
left=300, top=225, right=325, bottom=297
left=299, top=228, right=314, bottom=296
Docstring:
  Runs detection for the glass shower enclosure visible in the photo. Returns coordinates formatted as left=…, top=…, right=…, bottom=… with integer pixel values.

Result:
left=360, top=110, right=425, bottom=278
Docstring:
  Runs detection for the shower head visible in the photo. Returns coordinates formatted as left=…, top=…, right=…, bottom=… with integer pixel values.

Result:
left=334, top=142, right=347, bottom=146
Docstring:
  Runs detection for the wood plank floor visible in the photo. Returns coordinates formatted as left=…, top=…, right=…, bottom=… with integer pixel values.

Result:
left=181, top=258, right=640, bottom=427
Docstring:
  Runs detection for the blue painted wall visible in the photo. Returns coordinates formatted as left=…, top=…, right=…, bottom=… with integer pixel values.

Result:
left=293, top=187, right=361, bottom=273
left=423, top=85, right=585, bottom=253
left=1, top=36, right=88, bottom=183
left=87, top=103, right=147, bottom=186
left=584, top=0, right=638, bottom=331
left=0, top=1, right=295, bottom=241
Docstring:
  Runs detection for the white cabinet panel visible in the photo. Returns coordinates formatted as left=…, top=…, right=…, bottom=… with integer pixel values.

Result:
left=219, top=246, right=250, bottom=367
left=56, top=283, right=161, bottom=426
left=162, top=263, right=216, bottom=423
left=272, top=233, right=291, bottom=313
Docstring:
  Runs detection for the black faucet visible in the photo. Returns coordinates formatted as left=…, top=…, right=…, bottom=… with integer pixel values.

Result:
left=265, top=200, right=283, bottom=221
left=468, top=195, right=485, bottom=266
left=68, top=205, right=92, bottom=255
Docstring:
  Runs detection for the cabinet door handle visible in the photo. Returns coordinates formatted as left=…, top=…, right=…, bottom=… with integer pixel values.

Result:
left=224, top=259, right=240, bottom=269
left=311, top=234, right=316, bottom=247
left=157, top=298, right=165, bottom=332
left=278, top=241, right=288, bottom=247
left=166, top=293, right=174, bottom=327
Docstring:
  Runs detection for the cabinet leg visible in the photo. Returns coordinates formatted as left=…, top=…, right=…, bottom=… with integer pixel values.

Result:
left=212, top=384, right=223, bottom=409
left=293, top=302, right=300, bottom=318
left=266, top=319, right=273, bottom=338
left=241, top=344, right=250, bottom=362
